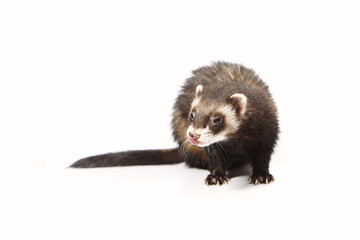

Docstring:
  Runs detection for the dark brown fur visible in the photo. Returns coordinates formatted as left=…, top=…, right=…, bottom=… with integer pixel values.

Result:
left=172, top=62, right=279, bottom=184
left=70, top=62, right=279, bottom=186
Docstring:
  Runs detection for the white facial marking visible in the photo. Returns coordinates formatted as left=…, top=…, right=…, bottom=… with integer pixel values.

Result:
left=186, top=103, right=241, bottom=147
left=230, top=93, right=247, bottom=115
left=187, top=125, right=214, bottom=147
left=187, top=90, right=247, bottom=148
left=191, top=97, right=200, bottom=109
left=190, top=85, right=204, bottom=110
left=217, top=104, right=240, bottom=134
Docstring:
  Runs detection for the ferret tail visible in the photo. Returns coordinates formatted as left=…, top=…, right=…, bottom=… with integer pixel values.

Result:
left=69, top=148, right=183, bottom=168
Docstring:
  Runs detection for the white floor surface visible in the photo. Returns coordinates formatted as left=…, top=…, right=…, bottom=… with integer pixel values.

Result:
left=1, top=1, right=359, bottom=239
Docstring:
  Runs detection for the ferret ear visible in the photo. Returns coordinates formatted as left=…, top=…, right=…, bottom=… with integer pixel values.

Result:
left=195, top=85, right=203, bottom=96
left=230, top=93, right=247, bottom=115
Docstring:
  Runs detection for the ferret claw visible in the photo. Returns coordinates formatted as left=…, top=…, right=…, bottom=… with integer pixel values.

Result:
left=248, top=174, right=274, bottom=185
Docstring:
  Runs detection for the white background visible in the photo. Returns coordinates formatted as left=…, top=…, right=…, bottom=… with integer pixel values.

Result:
left=1, top=0, right=359, bottom=239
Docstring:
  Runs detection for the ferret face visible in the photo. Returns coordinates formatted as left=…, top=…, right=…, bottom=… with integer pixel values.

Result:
left=186, top=85, right=247, bottom=147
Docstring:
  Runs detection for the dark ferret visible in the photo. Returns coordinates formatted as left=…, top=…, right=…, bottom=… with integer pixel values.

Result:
left=70, top=62, right=279, bottom=185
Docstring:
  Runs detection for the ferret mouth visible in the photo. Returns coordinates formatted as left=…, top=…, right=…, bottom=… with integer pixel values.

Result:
left=188, top=136, right=201, bottom=145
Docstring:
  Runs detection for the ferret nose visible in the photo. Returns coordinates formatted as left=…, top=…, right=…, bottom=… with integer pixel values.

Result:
left=189, top=132, right=201, bottom=141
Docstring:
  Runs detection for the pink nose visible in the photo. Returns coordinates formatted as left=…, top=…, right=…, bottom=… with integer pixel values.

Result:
left=189, top=132, right=200, bottom=141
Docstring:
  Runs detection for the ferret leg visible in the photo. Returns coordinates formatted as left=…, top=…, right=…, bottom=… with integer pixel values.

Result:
left=204, top=145, right=229, bottom=186
left=248, top=151, right=274, bottom=185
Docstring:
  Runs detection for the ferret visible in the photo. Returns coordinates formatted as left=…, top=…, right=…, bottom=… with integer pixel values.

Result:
left=70, top=61, right=279, bottom=185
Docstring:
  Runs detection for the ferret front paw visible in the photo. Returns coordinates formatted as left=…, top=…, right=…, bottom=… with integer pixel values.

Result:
left=205, top=174, right=229, bottom=186
left=248, top=173, right=274, bottom=185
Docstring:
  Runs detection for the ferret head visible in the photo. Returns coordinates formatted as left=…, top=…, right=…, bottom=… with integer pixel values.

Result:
left=186, top=84, right=248, bottom=147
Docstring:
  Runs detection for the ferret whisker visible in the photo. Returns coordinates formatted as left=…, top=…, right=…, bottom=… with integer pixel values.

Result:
left=180, top=142, right=189, bottom=159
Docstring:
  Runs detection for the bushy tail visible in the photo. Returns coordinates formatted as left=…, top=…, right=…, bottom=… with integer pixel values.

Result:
left=69, top=148, right=182, bottom=168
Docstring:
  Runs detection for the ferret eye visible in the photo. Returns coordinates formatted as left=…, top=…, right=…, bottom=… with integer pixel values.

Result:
left=190, top=113, right=195, bottom=119
left=213, top=117, right=222, bottom=125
